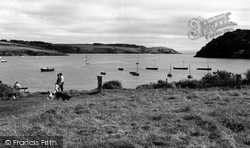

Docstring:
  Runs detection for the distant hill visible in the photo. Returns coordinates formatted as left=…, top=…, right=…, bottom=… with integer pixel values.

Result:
left=0, top=40, right=65, bottom=56
left=0, top=40, right=180, bottom=55
left=195, top=29, right=250, bottom=59
left=59, top=43, right=180, bottom=54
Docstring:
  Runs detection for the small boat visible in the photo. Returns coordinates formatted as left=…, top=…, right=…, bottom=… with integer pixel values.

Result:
left=41, top=67, right=55, bottom=72
left=131, top=72, right=139, bottom=76
left=100, top=71, right=106, bottom=75
left=173, top=67, right=188, bottom=70
left=196, top=67, right=212, bottom=70
left=131, top=55, right=140, bottom=76
left=187, top=64, right=193, bottom=79
left=173, top=60, right=188, bottom=70
left=197, top=60, right=212, bottom=71
left=167, top=63, right=173, bottom=77
left=130, top=62, right=140, bottom=76
left=118, top=60, right=124, bottom=71
left=84, top=54, right=90, bottom=65
left=0, top=60, right=7, bottom=63
left=146, top=60, right=158, bottom=70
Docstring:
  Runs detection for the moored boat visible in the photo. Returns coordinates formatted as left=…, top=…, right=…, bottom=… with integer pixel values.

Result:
left=131, top=55, right=140, bottom=76
left=41, top=67, right=55, bottom=72
left=196, top=67, right=212, bottom=70
left=173, top=60, right=188, bottom=70
left=197, top=60, right=212, bottom=71
left=167, top=63, right=173, bottom=77
left=84, top=54, right=90, bottom=65
left=118, top=60, right=124, bottom=71
left=0, top=60, right=7, bottom=63
left=173, top=67, right=188, bottom=70
left=146, top=67, right=158, bottom=70
left=146, top=60, right=158, bottom=70
left=187, top=64, right=193, bottom=79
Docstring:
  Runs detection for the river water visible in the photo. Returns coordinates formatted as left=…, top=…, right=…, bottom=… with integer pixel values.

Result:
left=0, top=54, right=249, bottom=92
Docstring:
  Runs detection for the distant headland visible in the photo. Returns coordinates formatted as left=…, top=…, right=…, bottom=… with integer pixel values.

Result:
left=195, top=29, right=250, bottom=59
left=0, top=39, right=180, bottom=56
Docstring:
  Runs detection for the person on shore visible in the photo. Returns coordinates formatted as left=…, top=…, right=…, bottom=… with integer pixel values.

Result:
left=13, top=81, right=21, bottom=99
left=55, top=74, right=61, bottom=92
left=59, top=73, right=64, bottom=91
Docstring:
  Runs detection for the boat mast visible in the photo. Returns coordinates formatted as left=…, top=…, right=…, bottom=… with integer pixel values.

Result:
left=170, top=63, right=172, bottom=74
left=189, top=64, right=191, bottom=75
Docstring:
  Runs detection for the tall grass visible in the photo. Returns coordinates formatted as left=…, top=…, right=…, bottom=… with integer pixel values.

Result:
left=1, top=88, right=250, bottom=147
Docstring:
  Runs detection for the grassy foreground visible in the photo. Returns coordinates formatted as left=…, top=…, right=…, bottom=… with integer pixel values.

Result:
left=0, top=88, right=250, bottom=147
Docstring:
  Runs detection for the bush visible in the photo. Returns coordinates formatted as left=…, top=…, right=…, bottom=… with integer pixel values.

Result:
left=0, top=84, right=14, bottom=98
left=201, top=70, right=236, bottom=87
left=102, top=80, right=123, bottom=89
left=244, top=69, right=250, bottom=84
left=175, top=80, right=202, bottom=89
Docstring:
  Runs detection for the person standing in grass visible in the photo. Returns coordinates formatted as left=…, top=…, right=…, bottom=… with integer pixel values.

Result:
left=59, top=73, right=64, bottom=91
left=55, top=73, right=61, bottom=92
left=13, top=81, right=21, bottom=99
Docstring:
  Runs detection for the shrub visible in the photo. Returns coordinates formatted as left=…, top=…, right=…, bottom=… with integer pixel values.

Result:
left=201, top=73, right=216, bottom=86
left=201, top=70, right=236, bottom=87
left=0, top=83, right=14, bottom=98
left=213, top=70, right=235, bottom=80
left=244, top=69, right=250, bottom=84
left=175, top=80, right=202, bottom=89
left=156, top=80, right=167, bottom=88
left=102, top=80, right=123, bottom=89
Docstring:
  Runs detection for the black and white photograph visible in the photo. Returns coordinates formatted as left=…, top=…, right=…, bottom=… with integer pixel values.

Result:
left=0, top=0, right=250, bottom=147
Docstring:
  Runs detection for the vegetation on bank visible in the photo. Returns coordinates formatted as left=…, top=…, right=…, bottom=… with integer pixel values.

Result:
left=195, top=29, right=250, bottom=59
left=137, top=69, right=250, bottom=90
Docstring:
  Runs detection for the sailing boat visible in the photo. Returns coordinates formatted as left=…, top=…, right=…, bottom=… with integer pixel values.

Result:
left=167, top=63, right=173, bottom=77
left=130, top=54, right=139, bottom=76
left=146, top=60, right=158, bottom=70
left=173, top=60, right=188, bottom=70
left=118, top=60, right=124, bottom=71
left=187, top=64, right=193, bottom=79
left=84, top=54, right=90, bottom=65
left=197, top=60, right=212, bottom=70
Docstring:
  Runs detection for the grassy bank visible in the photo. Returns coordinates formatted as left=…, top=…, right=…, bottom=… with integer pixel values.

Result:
left=1, top=88, right=250, bottom=147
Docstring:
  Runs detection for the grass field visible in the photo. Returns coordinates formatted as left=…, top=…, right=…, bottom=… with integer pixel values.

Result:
left=0, top=88, right=250, bottom=147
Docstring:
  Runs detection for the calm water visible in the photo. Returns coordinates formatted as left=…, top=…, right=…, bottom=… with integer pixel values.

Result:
left=1, top=54, right=250, bottom=92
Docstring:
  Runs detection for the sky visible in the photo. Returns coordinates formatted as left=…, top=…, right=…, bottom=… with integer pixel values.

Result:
left=0, top=0, right=249, bottom=53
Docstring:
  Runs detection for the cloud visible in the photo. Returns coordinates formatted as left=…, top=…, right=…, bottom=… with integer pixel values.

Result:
left=0, top=0, right=248, bottom=51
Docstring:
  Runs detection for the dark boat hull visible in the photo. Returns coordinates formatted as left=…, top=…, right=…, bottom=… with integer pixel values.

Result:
left=41, top=68, right=54, bottom=72
left=131, top=72, right=139, bottom=76
left=118, top=68, right=124, bottom=71
left=196, top=68, right=212, bottom=70
left=167, top=73, right=172, bottom=77
left=173, top=67, right=188, bottom=70
left=187, top=75, right=193, bottom=79
left=146, top=67, right=158, bottom=70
